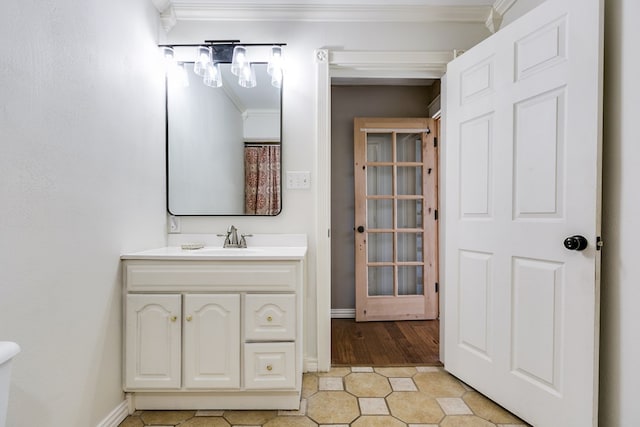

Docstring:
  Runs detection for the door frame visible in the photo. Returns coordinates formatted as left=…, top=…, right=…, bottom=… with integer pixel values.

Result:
left=314, top=49, right=453, bottom=371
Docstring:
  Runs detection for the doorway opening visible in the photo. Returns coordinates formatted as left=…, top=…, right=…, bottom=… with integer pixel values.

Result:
left=330, top=80, right=442, bottom=366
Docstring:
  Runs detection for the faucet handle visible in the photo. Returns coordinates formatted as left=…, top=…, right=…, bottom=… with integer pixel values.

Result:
left=239, top=234, right=253, bottom=248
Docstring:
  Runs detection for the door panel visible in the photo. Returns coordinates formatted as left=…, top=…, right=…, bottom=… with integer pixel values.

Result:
left=354, top=117, right=438, bottom=321
left=443, top=0, right=602, bottom=425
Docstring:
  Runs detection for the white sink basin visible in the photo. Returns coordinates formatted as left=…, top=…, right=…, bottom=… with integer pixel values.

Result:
left=196, top=247, right=264, bottom=255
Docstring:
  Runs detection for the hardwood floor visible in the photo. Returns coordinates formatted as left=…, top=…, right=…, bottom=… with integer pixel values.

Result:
left=331, top=318, right=441, bottom=366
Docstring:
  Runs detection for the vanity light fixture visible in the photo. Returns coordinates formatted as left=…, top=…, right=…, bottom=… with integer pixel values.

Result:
left=159, top=40, right=286, bottom=89
left=193, top=46, right=212, bottom=76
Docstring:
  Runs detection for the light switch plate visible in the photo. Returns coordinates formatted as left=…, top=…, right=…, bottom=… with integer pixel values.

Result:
left=286, top=171, right=311, bottom=189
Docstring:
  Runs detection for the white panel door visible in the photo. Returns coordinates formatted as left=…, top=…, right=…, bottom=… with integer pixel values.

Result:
left=125, top=294, right=181, bottom=389
left=443, top=0, right=603, bottom=426
left=183, top=294, right=240, bottom=389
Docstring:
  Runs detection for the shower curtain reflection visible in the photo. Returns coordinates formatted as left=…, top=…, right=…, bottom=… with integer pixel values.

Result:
left=244, top=145, right=281, bottom=215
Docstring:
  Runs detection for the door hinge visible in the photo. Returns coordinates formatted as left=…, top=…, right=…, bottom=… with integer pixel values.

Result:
left=435, top=282, right=439, bottom=293
left=434, top=137, right=438, bottom=148
left=596, top=236, right=603, bottom=251
left=434, top=209, right=438, bottom=220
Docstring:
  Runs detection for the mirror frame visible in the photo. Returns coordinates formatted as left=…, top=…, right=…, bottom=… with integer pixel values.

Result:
left=165, top=61, right=283, bottom=216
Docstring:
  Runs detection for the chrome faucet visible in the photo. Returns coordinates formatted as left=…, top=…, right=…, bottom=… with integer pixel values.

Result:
left=218, top=225, right=251, bottom=248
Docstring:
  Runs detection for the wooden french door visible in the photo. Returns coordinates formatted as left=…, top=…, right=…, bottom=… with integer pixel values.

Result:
left=354, top=118, right=438, bottom=322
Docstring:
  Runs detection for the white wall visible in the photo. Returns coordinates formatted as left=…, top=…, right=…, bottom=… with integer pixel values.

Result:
left=164, top=19, right=490, bottom=365
left=0, top=0, right=166, bottom=426
left=504, top=0, right=640, bottom=424
left=599, top=0, right=640, bottom=424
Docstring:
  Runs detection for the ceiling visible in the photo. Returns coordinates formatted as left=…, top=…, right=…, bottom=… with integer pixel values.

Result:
left=151, top=0, right=516, bottom=33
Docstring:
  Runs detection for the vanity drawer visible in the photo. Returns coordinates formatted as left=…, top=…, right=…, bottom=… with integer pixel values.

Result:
left=125, top=260, right=300, bottom=292
left=244, top=342, right=296, bottom=390
left=244, top=294, right=296, bottom=341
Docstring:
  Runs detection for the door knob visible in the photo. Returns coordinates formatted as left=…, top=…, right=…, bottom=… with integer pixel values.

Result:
left=357, top=226, right=365, bottom=233
left=564, top=235, right=588, bottom=251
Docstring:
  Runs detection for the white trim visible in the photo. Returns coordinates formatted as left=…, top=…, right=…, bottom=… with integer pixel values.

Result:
left=95, top=400, right=129, bottom=427
left=164, top=3, right=492, bottom=24
left=315, top=49, right=332, bottom=373
left=493, top=0, right=518, bottom=16
left=304, top=356, right=319, bottom=373
left=331, top=308, right=356, bottom=318
left=315, top=49, right=451, bottom=374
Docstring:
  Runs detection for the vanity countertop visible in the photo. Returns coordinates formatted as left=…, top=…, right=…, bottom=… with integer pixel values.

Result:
left=121, top=233, right=307, bottom=261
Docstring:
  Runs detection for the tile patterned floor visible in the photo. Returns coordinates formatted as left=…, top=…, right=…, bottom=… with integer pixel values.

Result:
left=119, top=366, right=529, bottom=427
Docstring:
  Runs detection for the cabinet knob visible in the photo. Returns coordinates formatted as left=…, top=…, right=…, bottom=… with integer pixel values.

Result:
left=266, top=364, right=273, bottom=371
left=170, top=316, right=177, bottom=322
left=186, top=315, right=192, bottom=322
left=267, top=315, right=273, bottom=322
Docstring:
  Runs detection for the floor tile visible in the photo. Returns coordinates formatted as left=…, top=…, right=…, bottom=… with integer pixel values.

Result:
left=316, top=367, right=350, bottom=377
left=440, top=415, right=496, bottom=426
left=306, top=391, right=359, bottom=424
left=437, top=397, right=473, bottom=415
left=179, top=418, right=229, bottom=427
left=463, top=391, right=527, bottom=424
left=413, top=371, right=466, bottom=397
left=375, top=366, right=417, bottom=377
left=390, top=377, right=418, bottom=391
left=358, top=397, right=389, bottom=415
left=387, top=391, right=445, bottom=424
left=416, top=366, right=441, bottom=373
left=318, top=376, right=344, bottom=391
left=352, top=415, right=406, bottom=426
left=118, top=417, right=144, bottom=427
left=139, top=410, right=195, bottom=425
left=278, top=399, right=307, bottom=416
left=344, top=372, right=391, bottom=397
left=222, top=410, right=277, bottom=425
left=408, top=424, right=439, bottom=427
left=195, top=410, right=224, bottom=416
left=263, top=416, right=317, bottom=426
left=351, top=366, right=374, bottom=372
left=301, top=373, right=319, bottom=398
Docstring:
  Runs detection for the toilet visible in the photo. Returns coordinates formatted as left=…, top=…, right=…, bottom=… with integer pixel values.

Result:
left=0, top=342, right=20, bottom=427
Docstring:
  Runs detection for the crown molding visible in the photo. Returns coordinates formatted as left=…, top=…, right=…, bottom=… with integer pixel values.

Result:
left=156, top=2, right=493, bottom=31
left=493, top=0, right=517, bottom=16
left=485, top=0, right=517, bottom=32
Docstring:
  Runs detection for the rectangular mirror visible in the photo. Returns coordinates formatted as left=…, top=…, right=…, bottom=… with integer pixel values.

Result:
left=167, top=62, right=282, bottom=215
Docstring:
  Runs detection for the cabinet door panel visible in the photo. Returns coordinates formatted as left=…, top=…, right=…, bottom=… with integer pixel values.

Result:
left=245, top=294, right=296, bottom=341
left=183, top=294, right=240, bottom=389
left=125, top=294, right=181, bottom=389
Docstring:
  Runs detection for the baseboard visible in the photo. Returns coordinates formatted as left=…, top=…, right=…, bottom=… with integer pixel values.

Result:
left=331, top=308, right=355, bottom=318
left=304, top=356, right=318, bottom=372
left=96, top=399, right=129, bottom=427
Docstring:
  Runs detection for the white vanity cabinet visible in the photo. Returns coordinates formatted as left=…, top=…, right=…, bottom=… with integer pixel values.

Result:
left=121, top=250, right=306, bottom=410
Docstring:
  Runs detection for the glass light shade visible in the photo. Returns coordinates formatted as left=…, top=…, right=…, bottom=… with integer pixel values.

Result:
left=271, top=68, right=283, bottom=88
left=238, top=63, right=257, bottom=88
left=193, top=46, right=212, bottom=76
left=230, top=46, right=248, bottom=76
left=203, top=63, right=222, bottom=88
left=267, top=46, right=283, bottom=76
left=161, top=46, right=175, bottom=70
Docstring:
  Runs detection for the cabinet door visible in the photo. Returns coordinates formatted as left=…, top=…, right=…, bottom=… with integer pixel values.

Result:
left=183, top=294, right=240, bottom=389
left=245, top=294, right=296, bottom=341
left=125, top=294, right=181, bottom=389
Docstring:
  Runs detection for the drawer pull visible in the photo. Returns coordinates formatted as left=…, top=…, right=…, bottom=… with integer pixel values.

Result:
left=267, top=315, right=273, bottom=322
left=266, top=364, right=273, bottom=371
left=186, top=315, right=192, bottom=322
left=170, top=316, right=177, bottom=322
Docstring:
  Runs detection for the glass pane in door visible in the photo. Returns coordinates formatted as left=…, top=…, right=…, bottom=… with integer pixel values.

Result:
left=367, top=233, right=393, bottom=262
left=396, top=133, right=422, bottom=162
left=397, top=233, right=422, bottom=262
left=397, top=199, right=422, bottom=228
left=397, top=166, right=422, bottom=195
left=398, top=266, right=423, bottom=295
left=366, top=133, right=392, bottom=162
left=368, top=199, right=393, bottom=229
left=367, top=166, right=393, bottom=195
left=368, top=266, right=394, bottom=296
